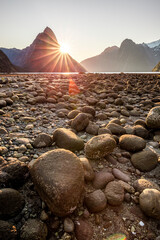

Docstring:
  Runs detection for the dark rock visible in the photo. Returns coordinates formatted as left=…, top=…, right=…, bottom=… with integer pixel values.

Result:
left=0, top=188, right=25, bottom=219
left=29, top=149, right=84, bottom=217
left=0, top=220, right=17, bottom=240
left=1, top=159, right=28, bottom=188
left=119, top=134, right=146, bottom=152
left=71, top=113, right=89, bottom=131
left=80, top=106, right=95, bottom=117
left=107, top=123, right=126, bottom=136
left=133, top=125, right=149, bottom=139
left=32, top=133, right=53, bottom=148
left=20, top=219, right=48, bottom=240
left=146, top=106, right=160, bottom=129
left=0, top=100, right=6, bottom=108
left=86, top=122, right=99, bottom=135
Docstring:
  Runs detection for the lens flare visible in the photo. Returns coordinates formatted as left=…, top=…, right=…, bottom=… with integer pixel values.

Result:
left=106, top=233, right=127, bottom=240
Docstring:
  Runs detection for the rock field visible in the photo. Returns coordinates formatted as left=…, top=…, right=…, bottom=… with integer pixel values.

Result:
left=0, top=73, right=160, bottom=240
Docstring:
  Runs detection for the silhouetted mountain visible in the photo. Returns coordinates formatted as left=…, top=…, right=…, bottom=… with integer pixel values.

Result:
left=153, top=61, right=160, bottom=72
left=0, top=50, right=17, bottom=73
left=81, top=39, right=160, bottom=72
left=1, top=27, right=86, bottom=72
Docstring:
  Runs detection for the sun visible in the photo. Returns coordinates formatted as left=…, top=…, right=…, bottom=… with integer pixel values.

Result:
left=60, top=43, right=70, bottom=54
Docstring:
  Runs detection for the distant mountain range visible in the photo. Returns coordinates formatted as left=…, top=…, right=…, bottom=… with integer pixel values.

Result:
left=81, top=39, right=160, bottom=72
left=0, top=50, right=17, bottom=73
left=1, top=27, right=86, bottom=72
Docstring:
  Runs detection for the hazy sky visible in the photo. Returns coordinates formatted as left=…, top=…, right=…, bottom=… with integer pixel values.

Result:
left=0, top=0, right=160, bottom=62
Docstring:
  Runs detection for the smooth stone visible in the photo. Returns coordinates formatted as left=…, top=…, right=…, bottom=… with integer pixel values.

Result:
left=84, top=190, right=107, bottom=213
left=75, top=219, right=93, bottom=240
left=133, top=125, right=148, bottom=139
left=71, top=113, right=89, bottom=132
left=53, top=128, right=84, bottom=151
left=131, top=149, right=158, bottom=172
left=32, top=133, right=53, bottom=148
left=107, top=123, right=126, bottom=136
left=139, top=189, right=160, bottom=219
left=93, top=169, right=115, bottom=189
left=0, top=188, right=25, bottom=219
left=85, top=134, right=116, bottom=160
left=105, top=181, right=124, bottom=206
left=119, top=134, right=146, bottom=152
left=146, top=106, right=160, bottom=129
left=112, top=168, right=131, bottom=182
left=29, top=149, right=84, bottom=217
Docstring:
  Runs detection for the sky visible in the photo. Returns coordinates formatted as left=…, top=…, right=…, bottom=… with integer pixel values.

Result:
left=0, top=0, right=160, bottom=62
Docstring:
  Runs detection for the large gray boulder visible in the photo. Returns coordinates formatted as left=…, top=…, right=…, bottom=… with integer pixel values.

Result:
left=85, top=134, right=116, bottom=160
left=53, top=128, right=84, bottom=151
left=29, top=149, right=84, bottom=217
left=146, top=106, right=160, bottom=129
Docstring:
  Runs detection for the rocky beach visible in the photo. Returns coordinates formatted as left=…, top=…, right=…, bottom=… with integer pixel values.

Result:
left=0, top=73, right=160, bottom=240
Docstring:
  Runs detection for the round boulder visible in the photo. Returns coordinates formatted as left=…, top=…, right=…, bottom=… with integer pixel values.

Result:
left=105, top=181, right=124, bottom=206
left=119, top=134, right=146, bottom=152
left=53, top=128, right=84, bottom=151
left=71, top=113, right=89, bottom=132
left=131, top=149, right=158, bottom=172
left=107, top=123, right=126, bottom=136
left=29, top=149, right=84, bottom=217
left=84, top=190, right=107, bottom=213
left=0, top=188, right=25, bottom=219
left=85, top=134, right=116, bottom=160
left=139, top=189, right=160, bottom=219
left=146, top=106, right=160, bottom=129
left=32, top=133, right=53, bottom=148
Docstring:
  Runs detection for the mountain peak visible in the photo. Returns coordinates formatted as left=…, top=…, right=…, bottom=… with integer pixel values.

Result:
left=43, top=26, right=53, bottom=34
left=120, top=39, right=135, bottom=48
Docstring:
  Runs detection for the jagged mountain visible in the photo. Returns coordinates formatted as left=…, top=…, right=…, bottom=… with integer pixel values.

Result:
left=1, top=27, right=86, bottom=72
left=153, top=61, right=160, bottom=72
left=146, top=39, right=160, bottom=48
left=81, top=39, right=160, bottom=72
left=0, top=50, right=17, bottom=73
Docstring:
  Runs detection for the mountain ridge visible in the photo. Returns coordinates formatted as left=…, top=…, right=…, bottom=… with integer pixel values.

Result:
left=81, top=38, right=160, bottom=72
left=1, top=27, right=86, bottom=72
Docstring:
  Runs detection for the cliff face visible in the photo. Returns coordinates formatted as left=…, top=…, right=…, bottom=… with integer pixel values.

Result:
left=81, top=39, right=160, bottom=72
left=1, top=27, right=86, bottom=72
left=0, top=50, right=17, bottom=73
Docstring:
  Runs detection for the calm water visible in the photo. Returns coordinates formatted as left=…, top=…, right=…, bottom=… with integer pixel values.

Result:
left=2, top=72, right=160, bottom=75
